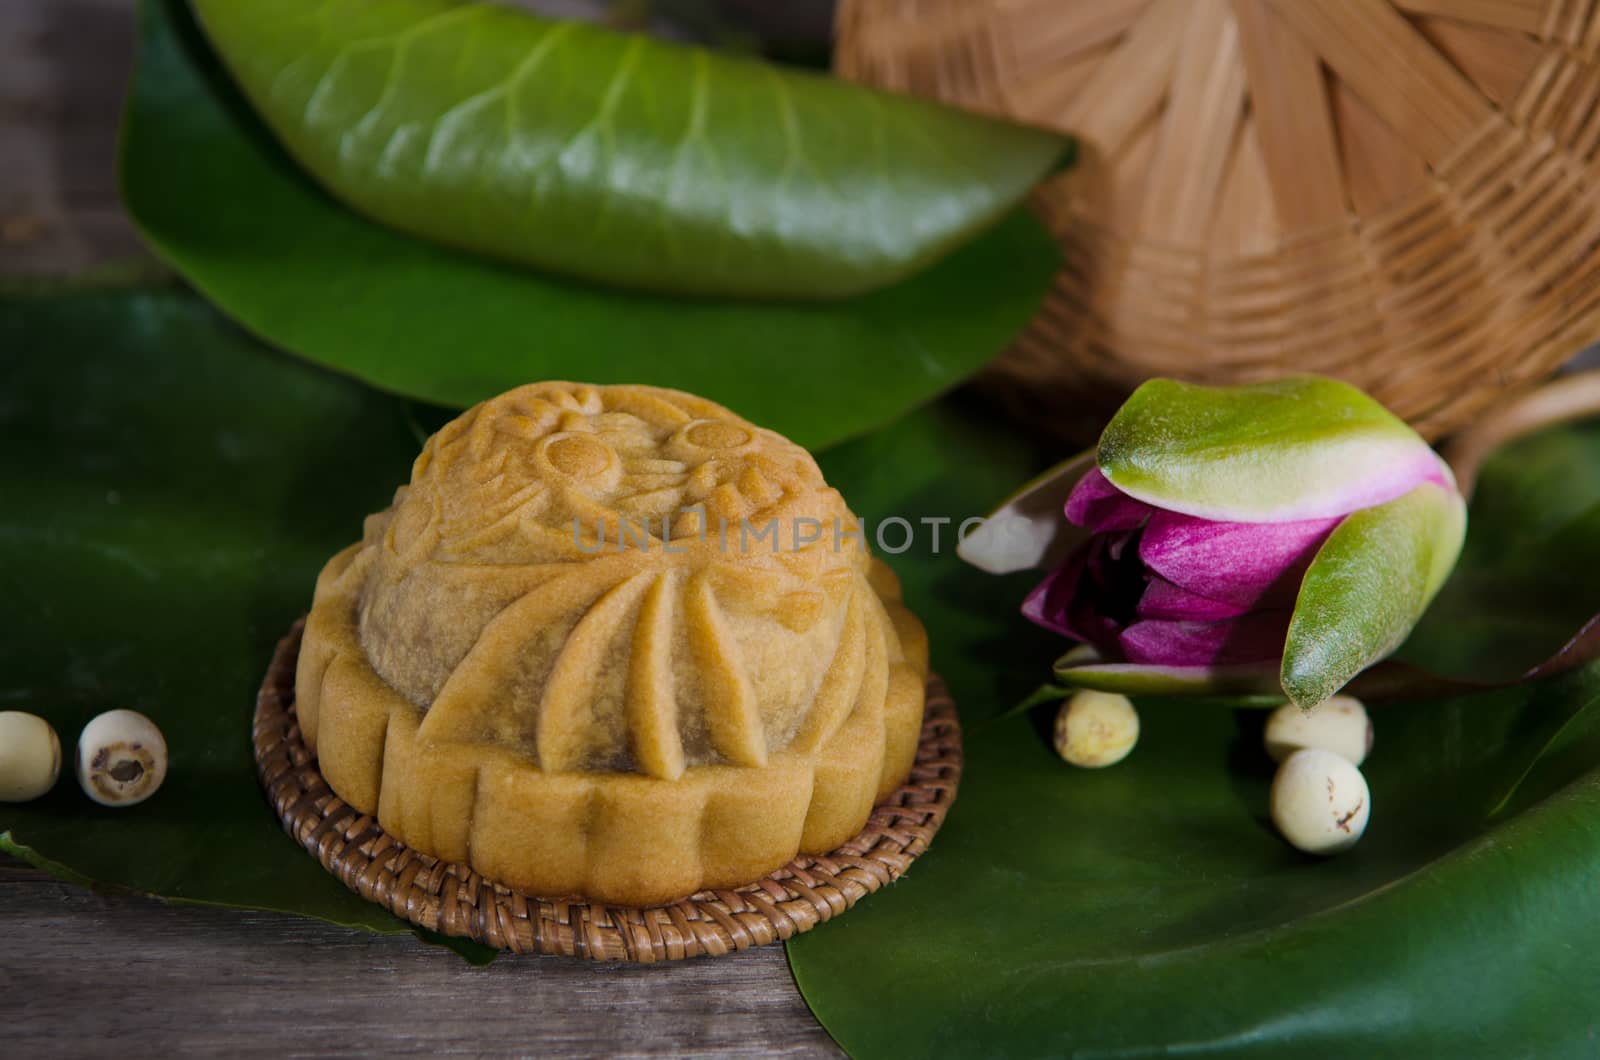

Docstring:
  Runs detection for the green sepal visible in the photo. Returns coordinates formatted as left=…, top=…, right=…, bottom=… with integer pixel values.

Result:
left=991, top=682, right=1076, bottom=723
left=956, top=450, right=1093, bottom=574
left=1053, top=652, right=1284, bottom=704
left=1282, top=481, right=1467, bottom=707
left=1097, top=376, right=1440, bottom=522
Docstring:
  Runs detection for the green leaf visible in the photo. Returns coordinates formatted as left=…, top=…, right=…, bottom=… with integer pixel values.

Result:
left=411, top=926, right=500, bottom=965
left=1282, top=483, right=1467, bottom=708
left=0, top=281, right=428, bottom=939
left=1098, top=376, right=1442, bottom=522
left=119, top=0, right=1062, bottom=452
left=790, top=398, right=1600, bottom=1057
left=1399, top=421, right=1600, bottom=683
left=789, top=665, right=1600, bottom=1058
left=187, top=0, right=1065, bottom=300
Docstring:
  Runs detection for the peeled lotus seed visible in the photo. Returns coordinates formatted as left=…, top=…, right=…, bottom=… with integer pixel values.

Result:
left=1271, top=748, right=1370, bottom=855
left=0, top=711, right=62, bottom=802
left=76, top=709, right=167, bottom=807
left=1264, top=695, right=1372, bottom=765
left=1053, top=690, right=1139, bottom=768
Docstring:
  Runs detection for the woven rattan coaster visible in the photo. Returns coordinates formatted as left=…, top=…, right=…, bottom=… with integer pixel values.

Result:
left=253, top=619, right=961, bottom=961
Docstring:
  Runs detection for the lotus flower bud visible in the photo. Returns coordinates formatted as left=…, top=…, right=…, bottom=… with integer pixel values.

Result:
left=962, top=377, right=1466, bottom=707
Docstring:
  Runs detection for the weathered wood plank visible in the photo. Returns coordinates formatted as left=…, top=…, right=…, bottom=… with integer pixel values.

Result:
left=0, top=0, right=145, bottom=274
left=0, top=857, right=840, bottom=1058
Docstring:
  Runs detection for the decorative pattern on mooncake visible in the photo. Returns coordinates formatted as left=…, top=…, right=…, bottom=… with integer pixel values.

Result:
left=295, top=382, right=928, bottom=906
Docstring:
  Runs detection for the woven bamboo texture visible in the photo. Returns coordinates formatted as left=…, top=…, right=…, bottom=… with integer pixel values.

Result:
left=253, top=620, right=962, bottom=961
left=837, top=0, right=1600, bottom=441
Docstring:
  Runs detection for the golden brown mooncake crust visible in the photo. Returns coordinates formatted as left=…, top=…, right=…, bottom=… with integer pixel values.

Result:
left=294, top=382, right=927, bottom=906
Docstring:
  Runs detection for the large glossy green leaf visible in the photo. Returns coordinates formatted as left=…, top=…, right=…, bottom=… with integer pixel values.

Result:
left=0, top=281, right=430, bottom=936
left=1399, top=420, right=1600, bottom=683
left=188, top=0, right=1065, bottom=299
left=790, top=668, right=1600, bottom=1058
left=119, top=0, right=1061, bottom=451
left=790, top=397, right=1600, bottom=1056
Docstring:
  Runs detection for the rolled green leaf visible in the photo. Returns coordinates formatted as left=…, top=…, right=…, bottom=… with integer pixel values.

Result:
left=187, top=0, right=1068, bottom=299
left=120, top=0, right=1062, bottom=452
left=1282, top=482, right=1467, bottom=707
left=1098, top=377, right=1442, bottom=522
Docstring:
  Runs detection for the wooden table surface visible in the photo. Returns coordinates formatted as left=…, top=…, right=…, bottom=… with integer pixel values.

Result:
left=0, top=3, right=839, bottom=1055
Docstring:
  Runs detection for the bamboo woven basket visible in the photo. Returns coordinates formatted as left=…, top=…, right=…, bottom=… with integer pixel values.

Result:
left=836, top=0, right=1600, bottom=441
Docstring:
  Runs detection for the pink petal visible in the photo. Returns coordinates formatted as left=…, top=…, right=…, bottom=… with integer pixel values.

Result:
left=1021, top=557, right=1083, bottom=638
left=1065, top=468, right=1155, bottom=533
left=1138, top=511, right=1339, bottom=607
left=1137, top=576, right=1253, bottom=621
left=1119, top=610, right=1292, bottom=667
left=1022, top=534, right=1140, bottom=653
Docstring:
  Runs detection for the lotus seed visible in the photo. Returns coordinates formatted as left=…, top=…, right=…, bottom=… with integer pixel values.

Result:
left=1053, top=691, right=1139, bottom=768
left=76, top=709, right=167, bottom=808
left=1264, top=695, right=1372, bottom=765
left=0, top=711, right=61, bottom=802
left=1271, top=748, right=1370, bottom=855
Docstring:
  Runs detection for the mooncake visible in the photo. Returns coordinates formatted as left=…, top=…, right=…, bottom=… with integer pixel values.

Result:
left=295, top=382, right=928, bottom=906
